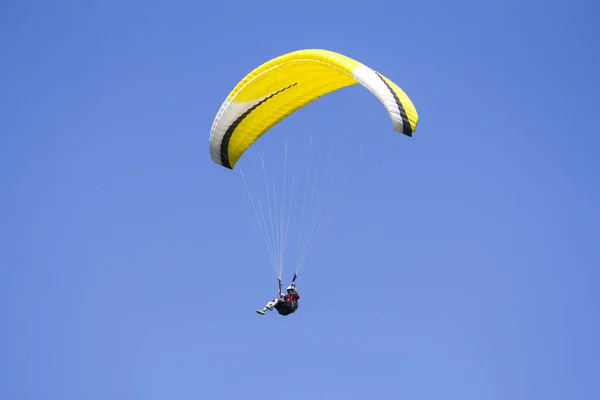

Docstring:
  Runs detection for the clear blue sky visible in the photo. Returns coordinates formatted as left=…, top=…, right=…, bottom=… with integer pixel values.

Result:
left=1, top=0, right=599, bottom=399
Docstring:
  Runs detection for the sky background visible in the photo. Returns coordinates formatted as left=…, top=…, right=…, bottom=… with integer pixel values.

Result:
left=1, top=0, right=599, bottom=399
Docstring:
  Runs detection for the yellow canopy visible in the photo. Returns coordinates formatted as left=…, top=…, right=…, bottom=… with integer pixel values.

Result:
left=209, top=49, right=419, bottom=169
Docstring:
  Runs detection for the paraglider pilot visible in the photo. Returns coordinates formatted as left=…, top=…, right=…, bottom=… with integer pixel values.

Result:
left=257, top=278, right=299, bottom=316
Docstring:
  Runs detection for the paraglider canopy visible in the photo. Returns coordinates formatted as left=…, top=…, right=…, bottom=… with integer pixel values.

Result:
left=209, top=49, right=419, bottom=170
